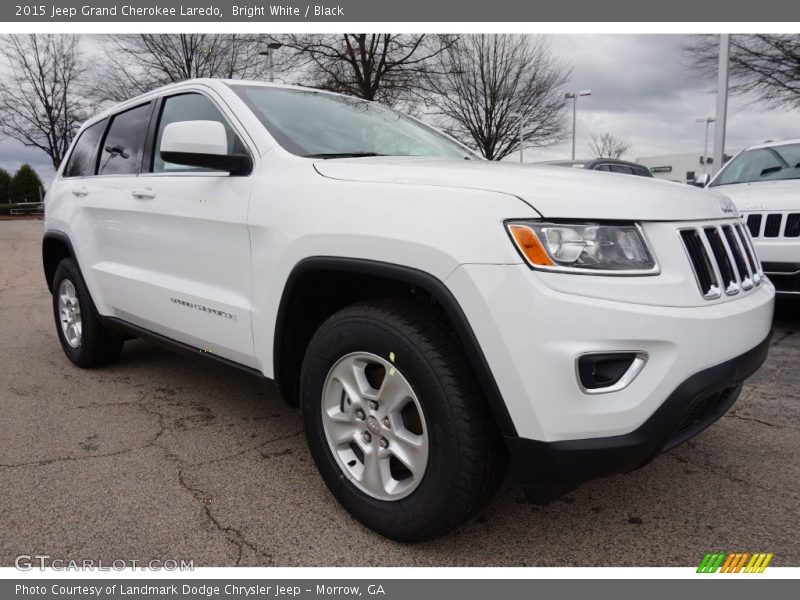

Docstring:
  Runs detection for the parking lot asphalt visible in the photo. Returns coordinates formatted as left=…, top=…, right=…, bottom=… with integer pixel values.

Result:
left=1, top=219, right=798, bottom=567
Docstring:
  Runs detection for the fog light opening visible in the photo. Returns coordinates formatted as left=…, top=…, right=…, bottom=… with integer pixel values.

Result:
left=577, top=351, right=647, bottom=394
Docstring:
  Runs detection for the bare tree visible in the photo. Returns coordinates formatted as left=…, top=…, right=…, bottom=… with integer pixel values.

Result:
left=0, top=34, right=87, bottom=170
left=588, top=132, right=632, bottom=159
left=685, top=34, right=800, bottom=109
left=93, top=34, right=272, bottom=103
left=271, top=34, right=454, bottom=106
left=420, top=35, right=570, bottom=160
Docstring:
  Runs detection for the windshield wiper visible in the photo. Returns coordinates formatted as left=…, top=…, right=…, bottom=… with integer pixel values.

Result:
left=760, top=165, right=783, bottom=176
left=303, top=152, right=385, bottom=159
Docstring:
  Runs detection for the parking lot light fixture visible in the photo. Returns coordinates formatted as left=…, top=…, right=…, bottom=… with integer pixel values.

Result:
left=564, top=89, right=592, bottom=160
left=511, top=112, right=525, bottom=163
left=713, top=34, right=731, bottom=176
left=695, top=117, right=716, bottom=174
left=259, top=42, right=283, bottom=82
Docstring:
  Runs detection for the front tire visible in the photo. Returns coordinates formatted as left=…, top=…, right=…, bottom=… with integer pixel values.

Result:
left=52, top=258, right=123, bottom=367
left=300, top=299, right=506, bottom=541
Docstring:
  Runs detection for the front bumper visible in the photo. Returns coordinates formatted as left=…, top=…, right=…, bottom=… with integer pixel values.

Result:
left=762, top=262, right=800, bottom=294
left=445, top=261, right=774, bottom=501
left=506, top=333, right=771, bottom=503
left=446, top=263, right=775, bottom=442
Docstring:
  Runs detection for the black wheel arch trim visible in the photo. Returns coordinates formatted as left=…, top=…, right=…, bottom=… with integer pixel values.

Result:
left=42, top=230, right=79, bottom=292
left=274, top=256, right=518, bottom=437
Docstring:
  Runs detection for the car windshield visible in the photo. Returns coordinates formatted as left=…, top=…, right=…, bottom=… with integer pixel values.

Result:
left=712, top=143, right=800, bottom=186
left=229, top=84, right=472, bottom=160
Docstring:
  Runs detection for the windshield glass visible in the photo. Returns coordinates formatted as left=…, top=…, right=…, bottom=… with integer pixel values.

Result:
left=712, top=143, right=800, bottom=186
left=230, top=85, right=472, bottom=160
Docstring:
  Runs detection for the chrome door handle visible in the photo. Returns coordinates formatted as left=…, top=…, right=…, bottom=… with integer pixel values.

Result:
left=131, top=188, right=156, bottom=200
left=71, top=187, right=89, bottom=197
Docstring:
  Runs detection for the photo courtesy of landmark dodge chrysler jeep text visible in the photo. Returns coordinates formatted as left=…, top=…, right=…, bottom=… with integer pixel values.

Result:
left=42, top=79, right=774, bottom=541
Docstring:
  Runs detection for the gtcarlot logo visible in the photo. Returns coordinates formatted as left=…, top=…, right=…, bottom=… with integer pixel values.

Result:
left=14, top=554, right=194, bottom=571
left=697, top=552, right=773, bottom=573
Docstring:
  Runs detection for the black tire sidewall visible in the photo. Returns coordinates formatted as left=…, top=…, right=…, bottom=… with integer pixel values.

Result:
left=52, top=259, right=87, bottom=364
left=301, top=311, right=466, bottom=540
left=51, top=257, right=120, bottom=367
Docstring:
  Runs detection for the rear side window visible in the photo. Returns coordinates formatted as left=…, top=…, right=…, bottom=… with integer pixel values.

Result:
left=609, top=164, right=634, bottom=175
left=63, top=119, right=106, bottom=178
left=98, top=103, right=152, bottom=176
left=152, top=93, right=247, bottom=173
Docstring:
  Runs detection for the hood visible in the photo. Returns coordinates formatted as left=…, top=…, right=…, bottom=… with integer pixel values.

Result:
left=314, top=157, right=736, bottom=221
left=709, top=179, right=800, bottom=212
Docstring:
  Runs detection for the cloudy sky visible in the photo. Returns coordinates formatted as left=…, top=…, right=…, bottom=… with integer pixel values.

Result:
left=1, top=33, right=799, bottom=183
left=525, top=34, right=800, bottom=162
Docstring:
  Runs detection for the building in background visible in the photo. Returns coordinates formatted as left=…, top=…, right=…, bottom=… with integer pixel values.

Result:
left=635, top=151, right=738, bottom=183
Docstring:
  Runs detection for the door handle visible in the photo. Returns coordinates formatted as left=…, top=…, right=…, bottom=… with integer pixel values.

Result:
left=71, top=187, right=89, bottom=197
left=131, top=188, right=156, bottom=200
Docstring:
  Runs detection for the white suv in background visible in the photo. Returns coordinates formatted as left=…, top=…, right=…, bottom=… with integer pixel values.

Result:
left=43, top=80, right=774, bottom=541
left=707, top=139, right=800, bottom=295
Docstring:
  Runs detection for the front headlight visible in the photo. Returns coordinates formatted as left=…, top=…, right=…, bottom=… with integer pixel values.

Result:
left=506, top=221, right=658, bottom=275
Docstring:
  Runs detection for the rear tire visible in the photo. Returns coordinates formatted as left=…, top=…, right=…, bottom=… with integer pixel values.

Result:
left=52, top=258, right=123, bottom=367
left=300, top=298, right=506, bottom=541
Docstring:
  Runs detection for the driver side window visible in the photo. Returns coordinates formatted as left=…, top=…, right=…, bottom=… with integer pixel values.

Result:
left=153, top=93, right=247, bottom=173
left=98, top=103, right=152, bottom=176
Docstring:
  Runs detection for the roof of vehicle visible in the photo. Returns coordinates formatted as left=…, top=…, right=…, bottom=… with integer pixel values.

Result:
left=538, top=158, right=650, bottom=170
left=538, top=160, right=588, bottom=168
left=741, top=138, right=800, bottom=151
left=82, top=78, right=342, bottom=128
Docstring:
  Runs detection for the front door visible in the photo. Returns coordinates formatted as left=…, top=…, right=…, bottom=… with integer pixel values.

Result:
left=100, top=91, right=257, bottom=367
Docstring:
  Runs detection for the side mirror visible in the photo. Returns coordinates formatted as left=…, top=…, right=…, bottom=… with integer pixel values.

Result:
left=159, top=120, right=252, bottom=175
left=691, top=173, right=710, bottom=187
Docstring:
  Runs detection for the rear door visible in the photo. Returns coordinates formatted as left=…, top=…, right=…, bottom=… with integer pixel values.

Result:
left=111, top=90, right=257, bottom=367
left=78, top=102, right=156, bottom=316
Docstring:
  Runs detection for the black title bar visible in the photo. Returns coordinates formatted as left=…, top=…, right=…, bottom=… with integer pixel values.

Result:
left=4, top=0, right=800, bottom=22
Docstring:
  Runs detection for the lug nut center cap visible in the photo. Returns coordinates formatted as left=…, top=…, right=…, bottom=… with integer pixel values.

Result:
left=365, top=416, right=381, bottom=436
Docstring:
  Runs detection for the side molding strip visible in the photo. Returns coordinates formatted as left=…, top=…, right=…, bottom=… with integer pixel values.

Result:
left=101, top=316, right=268, bottom=381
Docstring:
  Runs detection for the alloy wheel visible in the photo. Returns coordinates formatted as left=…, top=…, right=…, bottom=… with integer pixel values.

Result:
left=321, top=352, right=429, bottom=501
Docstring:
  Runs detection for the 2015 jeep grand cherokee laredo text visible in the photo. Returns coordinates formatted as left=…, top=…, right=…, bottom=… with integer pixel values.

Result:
left=42, top=80, right=775, bottom=541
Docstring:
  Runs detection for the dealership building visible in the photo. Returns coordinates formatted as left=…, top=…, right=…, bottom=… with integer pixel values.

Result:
left=635, top=151, right=738, bottom=183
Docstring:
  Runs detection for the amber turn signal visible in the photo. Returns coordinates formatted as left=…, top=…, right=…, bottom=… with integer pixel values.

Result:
left=508, top=224, right=554, bottom=266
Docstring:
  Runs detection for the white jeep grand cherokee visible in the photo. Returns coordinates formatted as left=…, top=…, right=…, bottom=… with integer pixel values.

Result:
left=707, top=139, right=800, bottom=295
left=43, top=79, right=774, bottom=541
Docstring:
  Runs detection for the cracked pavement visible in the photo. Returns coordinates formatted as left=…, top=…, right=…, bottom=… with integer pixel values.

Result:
left=1, top=220, right=798, bottom=566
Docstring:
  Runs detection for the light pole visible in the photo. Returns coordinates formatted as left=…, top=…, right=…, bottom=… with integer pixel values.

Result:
left=713, top=34, right=730, bottom=175
left=695, top=117, right=715, bottom=174
left=511, top=112, right=525, bottom=163
left=259, top=42, right=283, bottom=82
left=564, top=89, right=591, bottom=160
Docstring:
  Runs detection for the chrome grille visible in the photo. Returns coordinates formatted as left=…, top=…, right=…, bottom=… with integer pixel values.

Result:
left=786, top=214, right=800, bottom=238
left=764, top=214, right=782, bottom=237
left=722, top=225, right=750, bottom=283
left=746, top=213, right=762, bottom=237
left=680, top=222, right=762, bottom=300
left=746, top=212, right=800, bottom=238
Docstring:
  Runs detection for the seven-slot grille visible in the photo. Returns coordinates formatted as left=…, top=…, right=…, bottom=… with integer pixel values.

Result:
left=679, top=222, right=763, bottom=300
left=746, top=212, right=800, bottom=238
